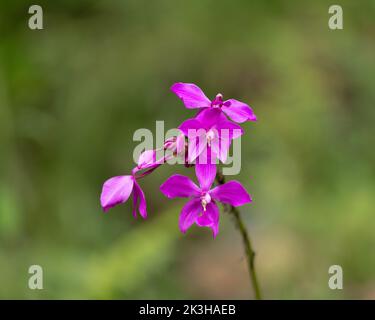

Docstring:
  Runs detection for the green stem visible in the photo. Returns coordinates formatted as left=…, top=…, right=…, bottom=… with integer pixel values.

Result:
left=216, top=170, right=262, bottom=300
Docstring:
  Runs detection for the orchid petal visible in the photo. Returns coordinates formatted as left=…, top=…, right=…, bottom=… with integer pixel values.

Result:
left=176, top=134, right=186, bottom=155
left=179, top=118, right=208, bottom=163
left=178, top=118, right=204, bottom=136
left=211, top=137, right=231, bottom=163
left=210, top=180, right=252, bottom=206
left=196, top=202, right=220, bottom=237
left=137, top=150, right=157, bottom=169
left=179, top=198, right=203, bottom=234
left=160, top=174, right=201, bottom=198
left=187, top=135, right=207, bottom=164
left=132, top=184, right=139, bottom=218
left=195, top=152, right=216, bottom=191
left=100, top=175, right=134, bottom=212
left=215, top=116, right=244, bottom=139
left=222, top=99, right=257, bottom=123
left=133, top=180, right=147, bottom=218
left=195, top=108, right=223, bottom=129
left=171, top=82, right=211, bottom=109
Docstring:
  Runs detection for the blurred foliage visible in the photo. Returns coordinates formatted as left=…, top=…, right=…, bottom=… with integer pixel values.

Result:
left=0, top=0, right=374, bottom=299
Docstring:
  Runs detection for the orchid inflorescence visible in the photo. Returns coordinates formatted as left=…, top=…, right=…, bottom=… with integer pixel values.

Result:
left=100, top=82, right=257, bottom=237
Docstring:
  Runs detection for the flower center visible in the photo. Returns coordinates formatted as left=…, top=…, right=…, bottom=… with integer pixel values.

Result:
left=201, top=193, right=211, bottom=211
left=206, top=129, right=215, bottom=147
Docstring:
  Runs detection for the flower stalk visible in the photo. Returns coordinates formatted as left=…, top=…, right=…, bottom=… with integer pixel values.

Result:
left=216, top=169, right=262, bottom=300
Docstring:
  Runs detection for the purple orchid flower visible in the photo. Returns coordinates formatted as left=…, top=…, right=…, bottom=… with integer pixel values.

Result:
left=100, top=135, right=186, bottom=217
left=171, top=82, right=257, bottom=123
left=100, top=153, right=162, bottom=217
left=160, top=162, right=252, bottom=237
left=179, top=108, right=243, bottom=164
left=100, top=175, right=147, bottom=218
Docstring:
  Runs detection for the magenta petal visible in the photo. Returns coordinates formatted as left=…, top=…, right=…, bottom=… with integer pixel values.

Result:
left=176, top=134, right=186, bottom=155
left=178, top=118, right=204, bottom=136
left=100, top=175, right=134, bottom=212
left=132, top=184, right=139, bottom=218
left=187, top=135, right=207, bottom=164
left=179, top=198, right=202, bottom=234
left=210, top=180, right=252, bottom=206
left=211, top=137, right=231, bottom=163
left=137, top=149, right=157, bottom=169
left=179, top=117, right=207, bottom=163
left=210, top=137, right=220, bottom=159
left=195, top=108, right=223, bottom=129
left=195, top=154, right=216, bottom=191
left=215, top=116, right=244, bottom=139
left=196, top=202, right=220, bottom=237
left=133, top=180, right=147, bottom=218
left=160, top=174, right=201, bottom=198
left=171, top=82, right=211, bottom=109
left=222, top=99, right=257, bottom=123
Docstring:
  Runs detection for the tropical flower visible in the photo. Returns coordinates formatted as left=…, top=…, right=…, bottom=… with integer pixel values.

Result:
left=100, top=82, right=255, bottom=239
left=171, top=82, right=257, bottom=123
left=179, top=108, right=243, bottom=163
left=100, top=135, right=185, bottom=217
left=160, top=161, right=251, bottom=237
left=100, top=175, right=147, bottom=218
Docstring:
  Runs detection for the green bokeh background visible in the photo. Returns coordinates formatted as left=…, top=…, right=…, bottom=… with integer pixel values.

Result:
left=0, top=0, right=374, bottom=299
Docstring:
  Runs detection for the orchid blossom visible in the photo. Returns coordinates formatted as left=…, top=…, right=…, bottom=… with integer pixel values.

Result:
left=100, top=134, right=186, bottom=217
left=100, top=175, right=147, bottom=218
left=160, top=162, right=251, bottom=237
left=179, top=108, right=243, bottom=164
left=171, top=82, right=257, bottom=123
